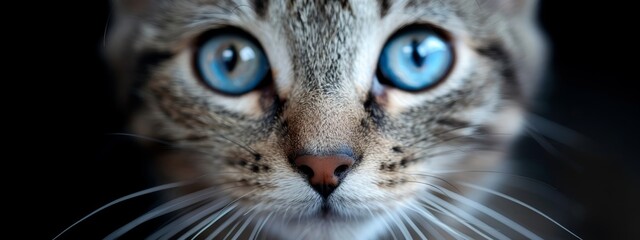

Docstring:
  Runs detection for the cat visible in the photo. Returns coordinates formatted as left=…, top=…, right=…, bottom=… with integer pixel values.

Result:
left=57, top=0, right=581, bottom=239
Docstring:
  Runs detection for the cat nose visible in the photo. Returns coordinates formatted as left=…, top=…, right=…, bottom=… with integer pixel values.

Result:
left=294, top=154, right=355, bottom=198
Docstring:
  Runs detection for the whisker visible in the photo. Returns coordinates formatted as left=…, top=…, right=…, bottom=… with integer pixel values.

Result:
left=406, top=124, right=485, bottom=148
left=109, top=132, right=260, bottom=159
left=214, top=135, right=259, bottom=156
left=408, top=133, right=483, bottom=151
left=406, top=202, right=470, bottom=240
left=105, top=183, right=243, bottom=240
left=107, top=133, right=225, bottom=159
left=460, top=182, right=583, bottom=239
left=525, top=128, right=567, bottom=157
left=399, top=172, right=461, bottom=193
left=176, top=204, right=238, bottom=240
left=397, top=209, right=428, bottom=240
left=440, top=187, right=543, bottom=240
left=411, top=145, right=501, bottom=158
left=297, top=221, right=315, bottom=239
left=414, top=130, right=513, bottom=151
left=411, top=170, right=559, bottom=194
left=242, top=202, right=261, bottom=217
left=220, top=212, right=246, bottom=240
left=422, top=219, right=446, bottom=240
left=407, top=149, right=498, bottom=167
left=403, top=201, right=448, bottom=240
left=410, top=199, right=451, bottom=217
left=419, top=195, right=505, bottom=239
left=374, top=206, right=398, bottom=240
left=186, top=205, right=242, bottom=240
left=525, top=128, right=583, bottom=170
left=525, top=113, right=591, bottom=147
left=108, top=133, right=176, bottom=146
left=248, top=212, right=272, bottom=240
left=102, top=12, right=111, bottom=48
left=410, top=199, right=457, bottom=240
left=219, top=203, right=261, bottom=240
left=413, top=200, right=473, bottom=239
left=229, top=211, right=259, bottom=240
left=52, top=181, right=191, bottom=240
left=190, top=189, right=257, bottom=239
left=405, top=180, right=449, bottom=196
left=384, top=208, right=412, bottom=240
left=149, top=198, right=232, bottom=240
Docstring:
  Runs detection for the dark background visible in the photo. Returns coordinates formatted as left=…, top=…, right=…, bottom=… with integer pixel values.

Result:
left=34, top=1, right=639, bottom=239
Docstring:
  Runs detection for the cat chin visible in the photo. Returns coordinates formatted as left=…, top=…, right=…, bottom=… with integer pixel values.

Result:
left=259, top=196, right=419, bottom=239
left=268, top=216, right=387, bottom=240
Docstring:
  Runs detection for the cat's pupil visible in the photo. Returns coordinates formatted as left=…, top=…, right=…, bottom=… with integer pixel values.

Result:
left=222, top=45, right=238, bottom=72
left=410, top=38, right=427, bottom=68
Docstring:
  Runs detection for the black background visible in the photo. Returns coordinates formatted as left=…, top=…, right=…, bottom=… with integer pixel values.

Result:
left=30, top=1, right=639, bottom=239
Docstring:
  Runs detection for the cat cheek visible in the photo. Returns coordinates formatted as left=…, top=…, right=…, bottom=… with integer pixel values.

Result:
left=488, top=103, right=525, bottom=140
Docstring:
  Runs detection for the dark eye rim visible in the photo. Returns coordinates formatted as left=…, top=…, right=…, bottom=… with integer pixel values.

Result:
left=375, top=24, right=456, bottom=93
left=192, top=27, right=272, bottom=96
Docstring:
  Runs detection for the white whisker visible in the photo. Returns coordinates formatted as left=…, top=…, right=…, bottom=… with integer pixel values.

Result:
left=385, top=208, right=412, bottom=240
left=413, top=170, right=559, bottom=194
left=108, top=133, right=176, bottom=146
left=297, top=222, right=314, bottom=239
left=53, top=181, right=190, bottom=240
left=460, top=182, right=583, bottom=239
left=526, top=128, right=569, bottom=158
left=420, top=194, right=505, bottom=239
left=440, top=188, right=543, bottom=240
left=525, top=113, right=591, bottom=147
left=219, top=211, right=246, bottom=240
left=230, top=211, right=259, bottom=240
left=421, top=217, right=446, bottom=240
left=177, top=204, right=237, bottom=240
left=398, top=209, right=429, bottom=240
left=249, top=212, right=272, bottom=240
left=102, top=12, right=111, bottom=48
left=190, top=189, right=257, bottom=239
left=105, top=184, right=241, bottom=240
left=195, top=206, right=243, bottom=240
left=150, top=198, right=231, bottom=240
left=406, top=202, right=469, bottom=240
left=376, top=208, right=398, bottom=240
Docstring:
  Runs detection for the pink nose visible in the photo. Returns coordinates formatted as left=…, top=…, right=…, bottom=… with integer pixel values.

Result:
left=294, top=154, right=355, bottom=198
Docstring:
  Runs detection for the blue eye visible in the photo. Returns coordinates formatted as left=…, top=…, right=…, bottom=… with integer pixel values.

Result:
left=196, top=31, right=270, bottom=95
left=378, top=28, right=453, bottom=91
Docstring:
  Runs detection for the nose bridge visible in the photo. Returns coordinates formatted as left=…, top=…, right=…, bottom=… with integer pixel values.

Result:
left=285, top=90, right=361, bottom=152
left=280, top=1, right=366, bottom=152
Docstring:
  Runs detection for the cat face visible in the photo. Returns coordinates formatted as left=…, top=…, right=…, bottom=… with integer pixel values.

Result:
left=107, top=0, right=545, bottom=238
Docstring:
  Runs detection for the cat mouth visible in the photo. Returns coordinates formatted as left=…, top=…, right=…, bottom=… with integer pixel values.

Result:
left=320, top=202, right=332, bottom=218
left=316, top=201, right=350, bottom=220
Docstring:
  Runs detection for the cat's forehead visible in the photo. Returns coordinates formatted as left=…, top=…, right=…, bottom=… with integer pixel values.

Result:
left=132, top=0, right=520, bottom=51
left=140, top=0, right=487, bottom=30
